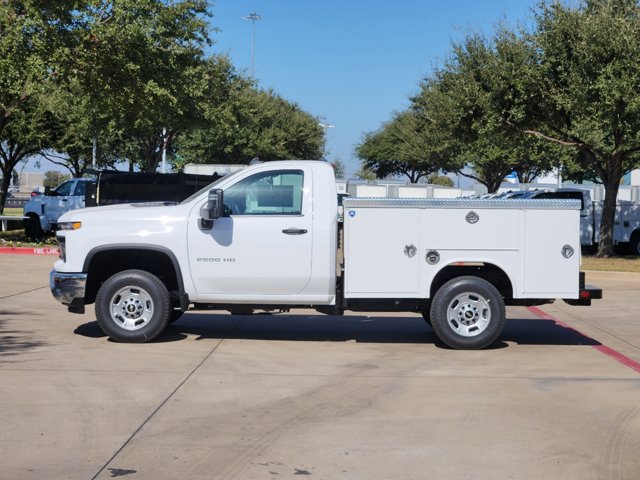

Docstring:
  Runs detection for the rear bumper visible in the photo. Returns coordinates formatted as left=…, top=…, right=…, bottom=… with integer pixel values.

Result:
left=563, top=272, right=602, bottom=306
left=50, top=270, right=87, bottom=313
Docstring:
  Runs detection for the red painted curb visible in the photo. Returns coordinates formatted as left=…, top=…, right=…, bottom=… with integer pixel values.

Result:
left=0, top=246, right=60, bottom=255
left=528, top=306, right=640, bottom=375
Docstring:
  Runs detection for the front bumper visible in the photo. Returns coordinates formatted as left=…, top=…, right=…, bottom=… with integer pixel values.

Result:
left=50, top=270, right=87, bottom=313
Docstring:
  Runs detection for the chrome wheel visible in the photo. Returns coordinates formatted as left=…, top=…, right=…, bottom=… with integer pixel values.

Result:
left=446, top=292, right=491, bottom=337
left=109, top=286, right=154, bottom=331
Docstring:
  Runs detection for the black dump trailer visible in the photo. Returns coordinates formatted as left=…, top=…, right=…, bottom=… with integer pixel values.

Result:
left=85, top=171, right=221, bottom=207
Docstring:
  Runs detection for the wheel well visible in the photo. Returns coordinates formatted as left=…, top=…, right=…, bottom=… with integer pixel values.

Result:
left=430, top=263, right=513, bottom=299
left=84, top=249, right=182, bottom=305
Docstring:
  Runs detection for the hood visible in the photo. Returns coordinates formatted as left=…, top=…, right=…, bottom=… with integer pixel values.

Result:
left=58, top=201, right=190, bottom=224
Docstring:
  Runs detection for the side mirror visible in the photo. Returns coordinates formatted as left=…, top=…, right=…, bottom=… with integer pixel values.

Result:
left=44, top=186, right=52, bottom=196
left=200, top=188, right=224, bottom=229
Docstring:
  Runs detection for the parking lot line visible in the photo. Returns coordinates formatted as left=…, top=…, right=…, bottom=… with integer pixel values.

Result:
left=528, top=306, right=640, bottom=374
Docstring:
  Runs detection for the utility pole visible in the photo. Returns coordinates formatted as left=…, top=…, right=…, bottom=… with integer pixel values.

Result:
left=161, top=127, right=167, bottom=173
left=92, top=137, right=97, bottom=169
left=243, top=12, right=262, bottom=76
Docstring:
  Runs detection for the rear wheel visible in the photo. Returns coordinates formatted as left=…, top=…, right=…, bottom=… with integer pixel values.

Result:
left=430, top=276, right=505, bottom=350
left=95, top=269, right=170, bottom=343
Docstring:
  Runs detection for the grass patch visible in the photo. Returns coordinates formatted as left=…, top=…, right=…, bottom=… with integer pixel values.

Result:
left=2, top=207, right=23, bottom=216
left=581, top=255, right=640, bottom=273
left=0, top=229, right=56, bottom=247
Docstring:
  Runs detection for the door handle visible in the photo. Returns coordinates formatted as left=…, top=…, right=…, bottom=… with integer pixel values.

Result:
left=282, top=228, right=307, bottom=235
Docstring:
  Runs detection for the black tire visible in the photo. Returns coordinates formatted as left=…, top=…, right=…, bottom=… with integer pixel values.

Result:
left=24, top=214, right=44, bottom=240
left=95, top=269, right=170, bottom=343
left=630, top=231, right=640, bottom=257
left=429, top=276, right=505, bottom=350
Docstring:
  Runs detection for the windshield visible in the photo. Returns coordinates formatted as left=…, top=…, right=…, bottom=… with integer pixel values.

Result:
left=178, top=168, right=246, bottom=205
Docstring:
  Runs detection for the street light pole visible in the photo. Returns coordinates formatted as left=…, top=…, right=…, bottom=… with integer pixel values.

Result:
left=243, top=12, right=262, bottom=76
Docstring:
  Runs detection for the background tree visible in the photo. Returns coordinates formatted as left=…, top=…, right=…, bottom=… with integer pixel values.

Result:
left=412, top=31, right=558, bottom=193
left=175, top=82, right=325, bottom=166
left=0, top=1, right=69, bottom=212
left=427, top=174, right=455, bottom=187
left=356, top=110, right=450, bottom=183
left=507, top=0, right=640, bottom=257
left=40, top=77, right=119, bottom=177
left=43, top=170, right=71, bottom=187
left=331, top=158, right=346, bottom=178
left=356, top=167, right=377, bottom=181
left=59, top=0, right=212, bottom=173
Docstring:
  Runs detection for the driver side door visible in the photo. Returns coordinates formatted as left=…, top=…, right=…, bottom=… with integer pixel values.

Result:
left=187, top=168, right=313, bottom=298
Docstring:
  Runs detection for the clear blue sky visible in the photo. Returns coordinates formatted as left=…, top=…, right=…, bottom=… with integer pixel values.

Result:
left=208, top=0, right=537, bottom=176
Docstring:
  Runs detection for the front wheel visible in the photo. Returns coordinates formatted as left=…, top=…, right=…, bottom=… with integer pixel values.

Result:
left=24, top=214, right=44, bottom=240
left=430, top=276, right=505, bottom=350
left=95, top=270, right=170, bottom=343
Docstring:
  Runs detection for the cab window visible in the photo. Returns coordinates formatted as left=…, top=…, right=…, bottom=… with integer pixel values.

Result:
left=224, top=170, right=304, bottom=216
left=534, top=191, right=584, bottom=210
left=54, top=181, right=73, bottom=197
left=73, top=181, right=87, bottom=196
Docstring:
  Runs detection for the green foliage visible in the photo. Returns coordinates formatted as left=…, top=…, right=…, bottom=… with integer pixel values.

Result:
left=417, top=0, right=640, bottom=255
left=43, top=170, right=71, bottom=188
left=55, top=0, right=212, bottom=173
left=412, top=30, right=561, bottom=192
left=523, top=0, right=640, bottom=256
left=175, top=78, right=325, bottom=166
left=0, top=0, right=324, bottom=212
left=356, top=167, right=377, bottom=181
left=356, top=110, right=450, bottom=183
left=331, top=158, right=346, bottom=178
left=427, top=174, right=454, bottom=187
left=0, top=1, right=66, bottom=211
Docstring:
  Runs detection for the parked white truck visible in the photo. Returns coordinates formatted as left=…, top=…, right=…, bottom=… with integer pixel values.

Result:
left=50, top=161, right=601, bottom=349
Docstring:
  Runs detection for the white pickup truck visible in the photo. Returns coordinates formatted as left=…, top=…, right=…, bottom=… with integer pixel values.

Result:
left=50, top=161, right=601, bottom=349
left=23, top=178, right=95, bottom=239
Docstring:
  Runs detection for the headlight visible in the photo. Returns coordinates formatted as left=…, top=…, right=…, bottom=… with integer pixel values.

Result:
left=58, top=221, right=82, bottom=230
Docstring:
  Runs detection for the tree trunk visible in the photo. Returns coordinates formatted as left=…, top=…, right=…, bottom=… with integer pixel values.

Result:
left=486, top=177, right=503, bottom=193
left=597, top=176, right=622, bottom=258
left=0, top=171, right=11, bottom=214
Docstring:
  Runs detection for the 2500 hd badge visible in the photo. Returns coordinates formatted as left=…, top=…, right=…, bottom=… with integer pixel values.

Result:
left=196, top=257, right=236, bottom=263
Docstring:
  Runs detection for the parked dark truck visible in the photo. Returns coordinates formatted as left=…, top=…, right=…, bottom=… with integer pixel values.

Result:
left=23, top=172, right=219, bottom=239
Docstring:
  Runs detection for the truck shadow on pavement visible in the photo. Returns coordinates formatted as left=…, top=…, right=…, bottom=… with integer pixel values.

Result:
left=74, top=313, right=600, bottom=348
left=0, top=315, right=47, bottom=357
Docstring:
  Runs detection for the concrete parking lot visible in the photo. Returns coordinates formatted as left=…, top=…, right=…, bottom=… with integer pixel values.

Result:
left=1, top=255, right=639, bottom=480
